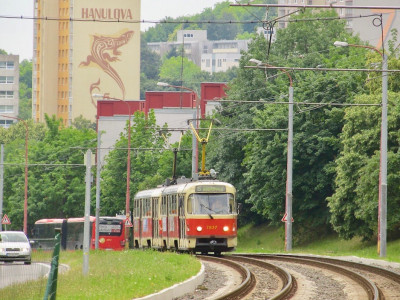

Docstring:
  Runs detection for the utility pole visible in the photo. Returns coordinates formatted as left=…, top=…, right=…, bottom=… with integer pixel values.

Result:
left=83, top=149, right=92, bottom=275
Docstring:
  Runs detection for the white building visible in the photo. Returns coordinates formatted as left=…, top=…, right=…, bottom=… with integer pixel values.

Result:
left=148, top=30, right=250, bottom=74
left=277, top=0, right=400, bottom=49
left=0, top=54, right=19, bottom=128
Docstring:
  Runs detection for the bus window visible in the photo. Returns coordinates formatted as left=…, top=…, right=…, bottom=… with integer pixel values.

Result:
left=99, top=219, right=123, bottom=236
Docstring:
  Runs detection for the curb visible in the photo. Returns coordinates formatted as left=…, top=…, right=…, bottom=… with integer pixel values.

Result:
left=134, top=262, right=205, bottom=300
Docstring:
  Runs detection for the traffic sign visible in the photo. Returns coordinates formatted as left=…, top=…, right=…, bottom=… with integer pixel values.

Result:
left=281, top=213, right=294, bottom=223
left=1, top=214, right=11, bottom=225
left=125, top=218, right=133, bottom=227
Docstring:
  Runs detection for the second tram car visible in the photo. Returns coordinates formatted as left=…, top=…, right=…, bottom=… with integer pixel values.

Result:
left=133, top=180, right=237, bottom=254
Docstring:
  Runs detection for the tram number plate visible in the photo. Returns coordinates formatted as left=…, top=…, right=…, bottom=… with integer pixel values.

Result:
left=207, top=226, right=217, bottom=230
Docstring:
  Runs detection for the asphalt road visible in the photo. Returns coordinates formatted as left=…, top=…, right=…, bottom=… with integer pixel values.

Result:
left=0, top=262, right=50, bottom=289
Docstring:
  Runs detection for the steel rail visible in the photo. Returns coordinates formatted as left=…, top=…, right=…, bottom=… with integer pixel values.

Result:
left=240, top=254, right=379, bottom=300
left=275, top=254, right=400, bottom=291
left=198, top=255, right=256, bottom=300
left=225, top=255, right=295, bottom=300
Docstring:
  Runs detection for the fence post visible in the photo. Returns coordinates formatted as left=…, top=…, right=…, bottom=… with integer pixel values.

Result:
left=43, top=229, right=61, bottom=300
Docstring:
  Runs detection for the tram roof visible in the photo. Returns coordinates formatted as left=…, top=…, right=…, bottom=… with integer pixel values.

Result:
left=134, top=180, right=235, bottom=199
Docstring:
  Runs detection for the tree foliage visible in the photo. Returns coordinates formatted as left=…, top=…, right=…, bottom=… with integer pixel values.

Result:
left=18, top=59, right=32, bottom=120
left=99, top=110, right=167, bottom=215
left=2, top=115, right=96, bottom=231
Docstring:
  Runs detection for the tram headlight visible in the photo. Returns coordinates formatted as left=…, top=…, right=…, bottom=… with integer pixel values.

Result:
left=197, top=226, right=203, bottom=232
left=223, top=226, right=229, bottom=232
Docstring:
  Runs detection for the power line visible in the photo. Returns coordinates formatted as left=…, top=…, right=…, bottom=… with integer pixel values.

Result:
left=245, top=65, right=400, bottom=73
left=0, top=13, right=380, bottom=25
left=230, top=4, right=400, bottom=10
left=217, top=100, right=380, bottom=107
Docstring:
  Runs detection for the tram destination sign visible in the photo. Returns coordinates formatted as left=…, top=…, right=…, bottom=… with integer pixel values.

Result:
left=196, top=185, right=226, bottom=193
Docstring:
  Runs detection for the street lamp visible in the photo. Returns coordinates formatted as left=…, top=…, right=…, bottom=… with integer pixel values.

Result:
left=157, top=82, right=199, bottom=179
left=0, top=115, right=28, bottom=234
left=249, top=59, right=294, bottom=252
left=92, top=94, right=132, bottom=249
left=334, top=41, right=388, bottom=257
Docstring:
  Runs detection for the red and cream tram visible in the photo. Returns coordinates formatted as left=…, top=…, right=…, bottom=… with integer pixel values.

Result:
left=133, top=180, right=237, bottom=254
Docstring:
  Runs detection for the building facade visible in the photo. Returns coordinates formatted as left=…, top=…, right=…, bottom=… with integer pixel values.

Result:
left=148, top=30, right=249, bottom=74
left=97, top=82, right=227, bottom=165
left=33, top=0, right=141, bottom=126
left=0, top=54, right=19, bottom=128
left=277, top=0, right=399, bottom=49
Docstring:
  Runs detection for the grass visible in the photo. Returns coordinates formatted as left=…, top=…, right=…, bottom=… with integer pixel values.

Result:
left=2, top=250, right=200, bottom=300
left=4, top=224, right=400, bottom=299
left=236, top=223, right=400, bottom=264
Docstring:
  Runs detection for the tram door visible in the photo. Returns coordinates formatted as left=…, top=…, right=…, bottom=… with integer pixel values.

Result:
left=133, top=198, right=142, bottom=248
left=178, top=194, right=186, bottom=249
left=161, top=195, right=168, bottom=249
left=152, top=197, right=159, bottom=248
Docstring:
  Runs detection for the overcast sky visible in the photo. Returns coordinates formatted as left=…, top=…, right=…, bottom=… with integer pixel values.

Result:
left=0, top=0, right=231, bottom=61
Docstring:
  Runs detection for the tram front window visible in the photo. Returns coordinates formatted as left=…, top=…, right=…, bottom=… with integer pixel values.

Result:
left=187, top=194, right=236, bottom=215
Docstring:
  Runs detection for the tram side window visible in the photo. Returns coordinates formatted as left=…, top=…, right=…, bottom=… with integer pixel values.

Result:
left=143, top=198, right=151, bottom=217
left=134, top=199, right=141, bottom=217
left=161, top=196, right=168, bottom=216
left=168, top=194, right=177, bottom=215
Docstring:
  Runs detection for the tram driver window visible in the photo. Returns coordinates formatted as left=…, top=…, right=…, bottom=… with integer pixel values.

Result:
left=187, top=193, right=235, bottom=215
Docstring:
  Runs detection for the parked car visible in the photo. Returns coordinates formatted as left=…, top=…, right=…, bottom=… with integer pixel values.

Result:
left=0, top=231, right=32, bottom=264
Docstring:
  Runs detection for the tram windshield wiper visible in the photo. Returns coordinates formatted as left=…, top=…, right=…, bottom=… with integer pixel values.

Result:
left=200, top=203, right=215, bottom=219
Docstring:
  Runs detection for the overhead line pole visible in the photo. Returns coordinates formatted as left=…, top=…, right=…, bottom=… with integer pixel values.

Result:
left=249, top=59, right=294, bottom=251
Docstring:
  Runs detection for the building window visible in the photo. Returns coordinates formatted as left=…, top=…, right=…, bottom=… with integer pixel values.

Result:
left=206, top=59, right=210, bottom=67
left=0, top=91, right=14, bottom=99
left=217, top=59, right=222, bottom=67
left=0, top=61, right=14, bottom=70
left=0, top=105, right=14, bottom=113
left=0, top=76, right=14, bottom=84
left=0, top=120, right=13, bottom=128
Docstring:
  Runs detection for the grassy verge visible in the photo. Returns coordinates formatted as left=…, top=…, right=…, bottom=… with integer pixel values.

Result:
left=236, top=223, right=400, bottom=263
left=3, top=250, right=200, bottom=300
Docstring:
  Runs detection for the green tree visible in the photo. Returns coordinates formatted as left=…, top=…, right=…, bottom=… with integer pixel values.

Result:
left=18, top=59, right=32, bottom=120
left=2, top=115, right=96, bottom=230
left=328, top=92, right=400, bottom=240
left=100, top=110, right=166, bottom=215
left=159, top=56, right=208, bottom=91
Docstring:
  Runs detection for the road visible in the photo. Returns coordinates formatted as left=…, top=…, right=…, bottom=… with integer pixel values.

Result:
left=0, top=262, right=50, bottom=289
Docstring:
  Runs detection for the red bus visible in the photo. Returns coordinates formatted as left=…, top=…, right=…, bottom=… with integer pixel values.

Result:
left=33, top=216, right=126, bottom=250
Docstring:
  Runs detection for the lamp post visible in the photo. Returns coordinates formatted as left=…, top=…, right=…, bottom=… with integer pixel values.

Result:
left=249, top=59, right=294, bottom=251
left=157, top=82, right=199, bottom=179
left=92, top=94, right=132, bottom=249
left=334, top=41, right=388, bottom=257
left=0, top=115, right=28, bottom=234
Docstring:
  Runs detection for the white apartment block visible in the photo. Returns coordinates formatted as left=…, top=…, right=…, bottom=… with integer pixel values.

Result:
left=148, top=30, right=249, bottom=74
left=277, top=0, right=399, bottom=49
left=0, top=54, right=19, bottom=128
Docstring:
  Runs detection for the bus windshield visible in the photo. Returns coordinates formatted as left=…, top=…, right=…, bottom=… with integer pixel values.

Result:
left=187, top=193, right=236, bottom=215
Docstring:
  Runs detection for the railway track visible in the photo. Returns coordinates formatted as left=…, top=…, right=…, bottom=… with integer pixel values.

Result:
left=188, top=254, right=400, bottom=299
left=197, top=254, right=296, bottom=299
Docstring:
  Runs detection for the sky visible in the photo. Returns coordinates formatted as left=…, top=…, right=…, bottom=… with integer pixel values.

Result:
left=0, top=0, right=231, bottom=61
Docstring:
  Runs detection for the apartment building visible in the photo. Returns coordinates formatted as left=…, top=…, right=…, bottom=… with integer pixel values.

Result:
left=0, top=54, right=19, bottom=128
left=33, top=0, right=141, bottom=125
left=148, top=30, right=249, bottom=74
left=277, top=0, right=399, bottom=49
